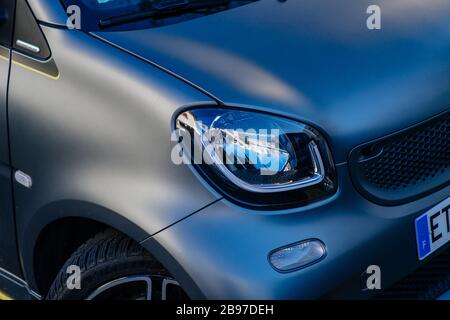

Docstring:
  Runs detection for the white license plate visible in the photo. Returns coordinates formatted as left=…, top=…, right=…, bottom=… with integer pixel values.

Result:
left=415, top=197, right=450, bottom=260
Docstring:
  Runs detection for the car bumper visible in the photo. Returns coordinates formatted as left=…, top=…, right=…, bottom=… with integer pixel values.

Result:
left=142, top=164, right=450, bottom=299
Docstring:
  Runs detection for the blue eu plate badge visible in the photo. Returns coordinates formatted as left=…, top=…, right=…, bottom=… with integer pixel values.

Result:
left=415, top=197, right=450, bottom=260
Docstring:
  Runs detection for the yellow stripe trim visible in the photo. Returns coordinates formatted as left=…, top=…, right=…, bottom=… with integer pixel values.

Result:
left=0, top=291, right=13, bottom=300
left=12, top=60, right=60, bottom=81
left=0, top=55, right=9, bottom=62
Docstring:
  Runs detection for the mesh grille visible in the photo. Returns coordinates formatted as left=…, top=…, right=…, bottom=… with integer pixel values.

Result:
left=363, top=114, right=449, bottom=191
left=375, top=246, right=450, bottom=300
left=349, top=112, right=450, bottom=204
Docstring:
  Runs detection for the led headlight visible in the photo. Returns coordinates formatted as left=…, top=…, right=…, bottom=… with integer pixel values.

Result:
left=175, top=108, right=337, bottom=209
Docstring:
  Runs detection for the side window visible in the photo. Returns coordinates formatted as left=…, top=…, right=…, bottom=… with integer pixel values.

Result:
left=0, top=0, right=15, bottom=47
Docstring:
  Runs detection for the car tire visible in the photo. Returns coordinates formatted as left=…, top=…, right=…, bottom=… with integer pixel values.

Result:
left=46, top=229, right=187, bottom=300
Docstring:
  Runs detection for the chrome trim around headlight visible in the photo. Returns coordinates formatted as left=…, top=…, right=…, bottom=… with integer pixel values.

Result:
left=213, top=141, right=325, bottom=193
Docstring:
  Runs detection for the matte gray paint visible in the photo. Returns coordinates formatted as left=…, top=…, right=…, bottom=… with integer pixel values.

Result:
left=0, top=46, right=10, bottom=164
left=26, top=0, right=68, bottom=26
left=8, top=26, right=220, bottom=289
left=95, top=0, right=450, bottom=163
left=1, top=0, right=449, bottom=299
left=0, top=46, right=23, bottom=278
left=146, top=166, right=450, bottom=299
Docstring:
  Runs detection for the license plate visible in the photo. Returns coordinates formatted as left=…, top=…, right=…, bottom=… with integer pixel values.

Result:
left=415, top=197, right=450, bottom=260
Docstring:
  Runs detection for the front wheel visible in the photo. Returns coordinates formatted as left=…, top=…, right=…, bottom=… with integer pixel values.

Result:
left=46, top=229, right=189, bottom=300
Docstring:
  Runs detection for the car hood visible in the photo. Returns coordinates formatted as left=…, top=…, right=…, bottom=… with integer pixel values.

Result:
left=94, top=0, right=450, bottom=162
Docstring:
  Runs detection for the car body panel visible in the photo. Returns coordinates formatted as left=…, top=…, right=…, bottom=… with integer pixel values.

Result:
left=7, top=25, right=221, bottom=290
left=0, top=267, right=40, bottom=300
left=0, top=47, right=10, bottom=210
left=0, top=47, right=11, bottom=164
left=29, top=0, right=450, bottom=163
left=1, top=0, right=449, bottom=300
left=93, top=0, right=450, bottom=163
left=0, top=165, right=21, bottom=278
left=145, top=165, right=450, bottom=299
left=0, top=44, right=23, bottom=278
left=27, top=0, right=68, bottom=26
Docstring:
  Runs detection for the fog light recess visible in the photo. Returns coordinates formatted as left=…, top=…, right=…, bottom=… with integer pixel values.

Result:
left=269, top=239, right=326, bottom=272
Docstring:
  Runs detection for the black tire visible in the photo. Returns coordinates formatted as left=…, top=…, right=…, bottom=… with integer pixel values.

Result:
left=46, top=229, right=181, bottom=300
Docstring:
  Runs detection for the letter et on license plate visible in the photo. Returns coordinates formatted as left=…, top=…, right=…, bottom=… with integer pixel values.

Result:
left=415, top=197, right=450, bottom=260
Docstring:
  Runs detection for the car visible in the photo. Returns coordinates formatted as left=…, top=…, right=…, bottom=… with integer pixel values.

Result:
left=0, top=0, right=448, bottom=300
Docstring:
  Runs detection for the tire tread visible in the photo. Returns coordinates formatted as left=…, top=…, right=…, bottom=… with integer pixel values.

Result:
left=46, top=229, right=164, bottom=300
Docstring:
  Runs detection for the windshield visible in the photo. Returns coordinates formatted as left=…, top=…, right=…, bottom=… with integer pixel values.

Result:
left=61, top=0, right=257, bottom=31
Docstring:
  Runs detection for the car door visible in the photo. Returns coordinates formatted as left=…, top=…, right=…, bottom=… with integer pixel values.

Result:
left=0, top=0, right=23, bottom=280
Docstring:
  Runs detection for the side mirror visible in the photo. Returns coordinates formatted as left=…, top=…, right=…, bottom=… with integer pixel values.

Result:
left=0, top=8, right=9, bottom=27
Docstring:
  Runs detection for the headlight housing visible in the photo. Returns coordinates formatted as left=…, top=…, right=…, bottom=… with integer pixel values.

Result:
left=174, top=108, right=337, bottom=209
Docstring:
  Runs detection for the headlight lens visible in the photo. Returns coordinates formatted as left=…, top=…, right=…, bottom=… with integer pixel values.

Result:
left=175, top=108, right=337, bottom=209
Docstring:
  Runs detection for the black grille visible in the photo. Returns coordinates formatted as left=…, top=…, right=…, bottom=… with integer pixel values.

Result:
left=349, top=111, right=450, bottom=205
left=364, top=115, right=448, bottom=191
left=375, top=246, right=450, bottom=300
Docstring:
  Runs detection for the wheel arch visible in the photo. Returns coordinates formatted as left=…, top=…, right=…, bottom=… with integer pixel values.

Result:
left=23, top=200, right=205, bottom=299
left=22, top=200, right=149, bottom=295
